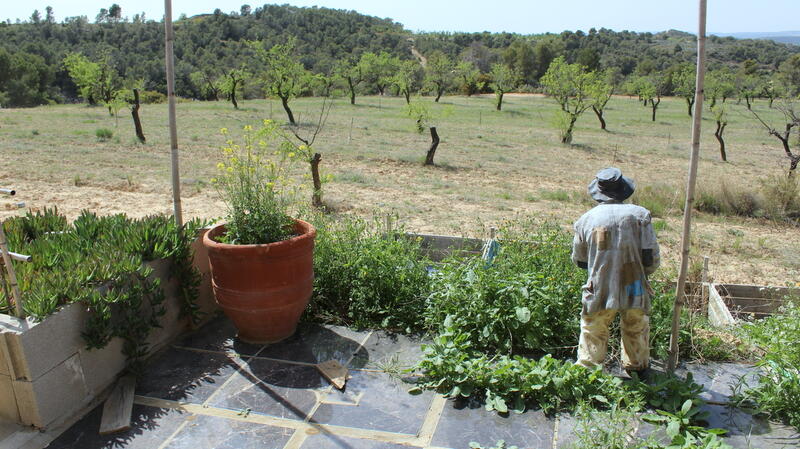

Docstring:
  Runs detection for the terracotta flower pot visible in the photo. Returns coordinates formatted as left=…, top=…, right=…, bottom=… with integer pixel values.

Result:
left=203, top=219, right=316, bottom=344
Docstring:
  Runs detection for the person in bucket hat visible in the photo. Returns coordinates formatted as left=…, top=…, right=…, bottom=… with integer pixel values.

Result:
left=571, top=167, right=660, bottom=376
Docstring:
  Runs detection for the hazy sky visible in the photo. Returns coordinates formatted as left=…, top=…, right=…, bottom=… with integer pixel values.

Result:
left=4, top=0, right=800, bottom=34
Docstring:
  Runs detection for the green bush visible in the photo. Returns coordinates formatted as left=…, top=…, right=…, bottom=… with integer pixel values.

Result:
left=738, top=300, right=800, bottom=429
left=424, top=221, right=582, bottom=355
left=95, top=127, right=114, bottom=141
left=138, top=90, right=166, bottom=104
left=1, top=209, right=204, bottom=365
left=308, top=214, right=432, bottom=332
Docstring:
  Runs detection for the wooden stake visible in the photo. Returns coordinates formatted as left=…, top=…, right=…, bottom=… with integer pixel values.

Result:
left=0, top=223, right=24, bottom=317
left=668, top=0, right=707, bottom=373
left=348, top=117, right=353, bottom=143
left=164, top=0, right=183, bottom=226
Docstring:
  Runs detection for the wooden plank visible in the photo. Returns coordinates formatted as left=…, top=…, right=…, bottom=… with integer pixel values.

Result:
left=99, top=375, right=136, bottom=435
left=317, top=360, right=347, bottom=390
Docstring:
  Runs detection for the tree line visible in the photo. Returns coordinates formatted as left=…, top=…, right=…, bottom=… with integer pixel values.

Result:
left=1, top=4, right=799, bottom=109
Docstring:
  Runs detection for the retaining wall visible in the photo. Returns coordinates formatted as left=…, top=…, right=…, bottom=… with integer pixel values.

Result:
left=0, top=232, right=216, bottom=429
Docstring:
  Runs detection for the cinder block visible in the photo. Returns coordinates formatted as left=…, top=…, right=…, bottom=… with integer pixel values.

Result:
left=0, top=373, right=20, bottom=422
left=79, top=337, right=127, bottom=396
left=13, top=353, right=88, bottom=428
left=1, top=303, right=86, bottom=381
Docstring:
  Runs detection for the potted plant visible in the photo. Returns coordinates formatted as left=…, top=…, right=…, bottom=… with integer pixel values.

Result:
left=203, top=121, right=316, bottom=343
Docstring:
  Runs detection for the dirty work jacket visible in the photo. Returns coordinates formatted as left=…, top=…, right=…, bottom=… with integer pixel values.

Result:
left=571, top=201, right=660, bottom=315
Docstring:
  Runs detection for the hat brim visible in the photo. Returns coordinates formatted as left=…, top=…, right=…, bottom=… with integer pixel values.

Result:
left=588, top=175, right=635, bottom=202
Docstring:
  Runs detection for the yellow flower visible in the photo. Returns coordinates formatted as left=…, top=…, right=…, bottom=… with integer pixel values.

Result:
left=230, top=157, right=238, bottom=164
left=243, top=125, right=253, bottom=131
left=220, top=127, right=228, bottom=135
left=263, top=119, right=273, bottom=125
left=258, top=140, right=267, bottom=146
left=288, top=152, right=295, bottom=158
left=298, top=144, right=308, bottom=151
left=216, top=162, right=225, bottom=169
left=210, top=178, right=217, bottom=183
left=226, top=167, right=233, bottom=173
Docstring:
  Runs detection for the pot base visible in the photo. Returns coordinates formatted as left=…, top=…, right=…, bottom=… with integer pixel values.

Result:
left=236, top=329, right=297, bottom=345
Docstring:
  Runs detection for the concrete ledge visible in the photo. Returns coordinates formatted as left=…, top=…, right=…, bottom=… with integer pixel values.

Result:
left=0, top=231, right=218, bottom=429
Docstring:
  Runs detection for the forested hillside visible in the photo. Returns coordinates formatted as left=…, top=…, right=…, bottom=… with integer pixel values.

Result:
left=0, top=3, right=798, bottom=107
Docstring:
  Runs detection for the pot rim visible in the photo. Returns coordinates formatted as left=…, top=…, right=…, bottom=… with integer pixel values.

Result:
left=202, top=218, right=316, bottom=250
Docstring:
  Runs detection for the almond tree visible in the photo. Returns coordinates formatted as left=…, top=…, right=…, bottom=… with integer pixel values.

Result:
left=249, top=39, right=306, bottom=124
left=392, top=60, right=422, bottom=104
left=750, top=97, right=800, bottom=172
left=334, top=57, right=362, bottom=105
left=673, top=63, right=696, bottom=117
left=711, top=104, right=728, bottom=161
left=454, top=61, right=481, bottom=96
left=220, top=67, right=249, bottom=109
left=589, top=69, right=614, bottom=130
left=423, top=51, right=454, bottom=102
left=489, top=63, right=520, bottom=111
left=541, top=57, right=598, bottom=143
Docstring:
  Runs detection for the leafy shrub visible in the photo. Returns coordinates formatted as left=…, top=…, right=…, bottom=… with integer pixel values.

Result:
left=737, top=300, right=800, bottom=429
left=424, top=221, right=582, bottom=356
left=760, top=174, right=800, bottom=220
left=631, top=183, right=682, bottom=218
left=95, top=127, right=114, bottom=141
left=1, top=209, right=204, bottom=365
left=308, top=214, right=431, bottom=332
left=138, top=90, right=166, bottom=104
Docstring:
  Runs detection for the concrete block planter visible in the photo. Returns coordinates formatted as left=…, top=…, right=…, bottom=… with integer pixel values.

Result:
left=0, top=232, right=216, bottom=429
left=707, top=283, right=799, bottom=326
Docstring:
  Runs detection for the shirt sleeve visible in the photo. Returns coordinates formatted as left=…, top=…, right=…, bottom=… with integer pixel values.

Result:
left=572, top=223, right=588, bottom=265
left=640, top=212, right=660, bottom=274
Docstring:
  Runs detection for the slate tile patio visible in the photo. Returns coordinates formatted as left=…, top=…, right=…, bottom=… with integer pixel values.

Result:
left=42, top=313, right=800, bottom=449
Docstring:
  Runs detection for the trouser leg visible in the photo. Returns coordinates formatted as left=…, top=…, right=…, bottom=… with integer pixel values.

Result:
left=620, top=308, right=650, bottom=371
left=576, top=309, right=617, bottom=368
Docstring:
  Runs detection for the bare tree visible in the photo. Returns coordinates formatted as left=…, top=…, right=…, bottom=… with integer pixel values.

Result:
left=750, top=97, right=800, bottom=173
left=285, top=97, right=333, bottom=207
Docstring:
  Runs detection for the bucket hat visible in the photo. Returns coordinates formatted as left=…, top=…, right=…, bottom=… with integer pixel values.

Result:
left=588, top=167, right=635, bottom=202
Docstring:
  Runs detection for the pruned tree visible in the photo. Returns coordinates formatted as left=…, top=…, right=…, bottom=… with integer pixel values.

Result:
left=541, top=56, right=598, bottom=143
left=249, top=39, right=306, bottom=124
left=405, top=100, right=449, bottom=166
left=673, top=63, right=696, bottom=117
left=220, top=67, right=249, bottom=109
left=489, top=63, right=520, bottom=111
left=284, top=97, right=334, bottom=207
left=423, top=51, right=454, bottom=102
left=711, top=104, right=727, bottom=162
left=777, top=54, right=800, bottom=97
left=750, top=97, right=800, bottom=173
left=589, top=68, right=615, bottom=130
left=334, top=57, right=362, bottom=105
left=130, top=88, right=146, bottom=143
left=359, top=51, right=397, bottom=96
left=392, top=60, right=422, bottom=104
left=454, top=60, right=481, bottom=96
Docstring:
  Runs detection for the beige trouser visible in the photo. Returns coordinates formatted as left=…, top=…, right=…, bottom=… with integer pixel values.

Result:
left=576, top=308, right=650, bottom=371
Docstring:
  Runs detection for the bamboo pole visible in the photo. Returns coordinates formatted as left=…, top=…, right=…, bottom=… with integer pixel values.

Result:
left=667, top=0, right=707, bottom=373
left=164, top=0, right=183, bottom=226
left=0, top=223, right=24, bottom=317
left=0, top=188, right=15, bottom=196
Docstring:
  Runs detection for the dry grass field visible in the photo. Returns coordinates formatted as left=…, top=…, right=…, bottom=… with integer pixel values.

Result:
left=1, top=93, right=797, bottom=286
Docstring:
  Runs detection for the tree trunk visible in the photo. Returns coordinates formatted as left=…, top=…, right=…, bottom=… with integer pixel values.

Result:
left=131, top=88, right=146, bottom=143
left=310, top=152, right=323, bottom=207
left=686, top=97, right=694, bottom=117
left=347, top=77, right=356, bottom=105
left=714, top=120, right=726, bottom=162
left=561, top=116, right=577, bottom=144
left=425, top=127, right=440, bottom=166
left=769, top=97, right=774, bottom=108
left=592, top=105, right=606, bottom=130
left=377, top=84, right=385, bottom=96
left=230, top=77, right=238, bottom=109
left=709, top=96, right=716, bottom=110
left=281, top=96, right=295, bottom=125
left=435, top=86, right=442, bottom=102
left=404, top=90, right=410, bottom=104
left=496, top=91, right=503, bottom=111
left=651, top=98, right=660, bottom=122
left=745, top=96, right=752, bottom=110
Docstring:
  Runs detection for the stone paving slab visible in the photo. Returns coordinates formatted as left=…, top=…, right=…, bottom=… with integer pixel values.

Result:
left=39, top=314, right=800, bottom=449
left=430, top=397, right=555, bottom=449
left=45, top=404, right=190, bottom=449
left=311, top=370, right=434, bottom=434
left=165, top=414, right=293, bottom=449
